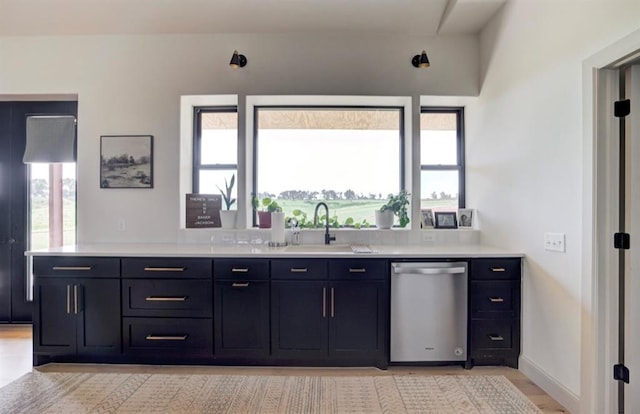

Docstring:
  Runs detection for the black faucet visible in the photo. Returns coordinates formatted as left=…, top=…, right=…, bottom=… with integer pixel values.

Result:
left=313, top=202, right=336, bottom=245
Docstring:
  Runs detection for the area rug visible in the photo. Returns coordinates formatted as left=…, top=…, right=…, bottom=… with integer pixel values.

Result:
left=0, top=372, right=542, bottom=414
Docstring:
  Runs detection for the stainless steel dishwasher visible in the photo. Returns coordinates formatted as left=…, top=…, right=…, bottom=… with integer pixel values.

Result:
left=390, top=262, right=467, bottom=362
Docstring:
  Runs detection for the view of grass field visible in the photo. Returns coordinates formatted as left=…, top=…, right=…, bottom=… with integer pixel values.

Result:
left=273, top=198, right=458, bottom=228
left=30, top=196, right=76, bottom=250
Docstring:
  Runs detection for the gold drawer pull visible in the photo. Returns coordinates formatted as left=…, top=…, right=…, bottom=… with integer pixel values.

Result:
left=231, top=268, right=249, bottom=273
left=232, top=282, right=249, bottom=287
left=143, top=267, right=186, bottom=272
left=490, top=267, right=506, bottom=272
left=53, top=266, right=93, bottom=271
left=489, top=297, right=505, bottom=303
left=488, top=335, right=504, bottom=341
left=145, top=296, right=188, bottom=302
left=349, top=268, right=367, bottom=273
left=146, top=335, right=188, bottom=341
left=290, top=268, right=308, bottom=273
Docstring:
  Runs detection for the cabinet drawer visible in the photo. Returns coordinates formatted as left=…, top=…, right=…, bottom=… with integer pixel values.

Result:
left=471, top=281, right=519, bottom=317
left=214, top=259, right=269, bottom=280
left=122, top=258, right=211, bottom=278
left=33, top=257, right=120, bottom=277
left=471, top=319, right=514, bottom=350
left=471, top=258, right=520, bottom=280
left=329, top=259, right=387, bottom=280
left=123, top=317, right=213, bottom=354
left=122, top=279, right=212, bottom=317
left=271, top=259, right=328, bottom=280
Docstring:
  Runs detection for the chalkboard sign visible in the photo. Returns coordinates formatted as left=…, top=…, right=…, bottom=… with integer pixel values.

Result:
left=185, top=194, right=222, bottom=228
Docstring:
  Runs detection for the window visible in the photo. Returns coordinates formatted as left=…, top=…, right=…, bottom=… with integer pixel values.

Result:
left=420, top=108, right=465, bottom=211
left=254, top=106, right=404, bottom=227
left=192, top=107, right=238, bottom=199
left=28, top=163, right=76, bottom=250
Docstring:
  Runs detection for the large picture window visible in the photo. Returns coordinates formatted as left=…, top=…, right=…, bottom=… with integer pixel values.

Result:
left=192, top=107, right=238, bottom=199
left=420, top=108, right=465, bottom=211
left=254, top=106, right=403, bottom=227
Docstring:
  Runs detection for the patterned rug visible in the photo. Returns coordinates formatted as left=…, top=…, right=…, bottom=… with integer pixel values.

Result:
left=0, top=372, right=542, bottom=414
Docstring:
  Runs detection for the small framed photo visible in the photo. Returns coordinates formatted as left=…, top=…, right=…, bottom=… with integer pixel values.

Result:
left=434, top=212, right=458, bottom=229
left=420, top=209, right=435, bottom=229
left=458, top=208, right=474, bottom=228
left=100, top=135, right=153, bottom=188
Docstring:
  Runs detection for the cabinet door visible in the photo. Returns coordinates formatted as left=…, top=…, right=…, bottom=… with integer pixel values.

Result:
left=76, top=278, right=121, bottom=356
left=33, top=278, right=76, bottom=355
left=214, top=281, right=269, bottom=357
left=271, top=281, right=327, bottom=359
left=329, top=281, right=385, bottom=361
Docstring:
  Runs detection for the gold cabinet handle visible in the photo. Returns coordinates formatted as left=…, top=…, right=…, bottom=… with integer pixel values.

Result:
left=489, top=297, right=505, bottom=303
left=145, top=296, right=188, bottom=302
left=231, top=268, right=249, bottom=273
left=489, top=335, right=504, bottom=341
left=348, top=268, right=366, bottom=273
left=66, top=285, right=71, bottom=314
left=232, top=282, right=249, bottom=287
left=53, top=266, right=93, bottom=271
left=331, top=287, right=335, bottom=318
left=143, top=267, right=186, bottom=272
left=322, top=287, right=327, bottom=317
left=74, top=285, right=78, bottom=314
left=290, top=268, right=308, bottom=273
left=145, top=335, right=188, bottom=341
left=490, top=267, right=506, bottom=272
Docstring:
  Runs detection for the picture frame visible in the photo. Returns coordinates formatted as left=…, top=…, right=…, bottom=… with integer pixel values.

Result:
left=458, top=208, right=474, bottom=228
left=420, top=209, right=435, bottom=229
left=100, top=135, right=153, bottom=188
left=434, top=211, right=458, bottom=229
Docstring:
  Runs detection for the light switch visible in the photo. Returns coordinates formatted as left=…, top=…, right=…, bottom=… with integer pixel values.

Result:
left=544, top=233, right=565, bottom=252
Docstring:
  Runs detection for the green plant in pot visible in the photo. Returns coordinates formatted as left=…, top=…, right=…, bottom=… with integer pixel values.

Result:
left=251, top=194, right=281, bottom=228
left=376, top=190, right=410, bottom=229
left=217, top=174, right=236, bottom=228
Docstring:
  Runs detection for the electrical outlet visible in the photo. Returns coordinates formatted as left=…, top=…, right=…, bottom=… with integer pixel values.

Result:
left=544, top=232, right=565, bottom=252
left=422, top=231, right=436, bottom=243
left=118, top=219, right=126, bottom=232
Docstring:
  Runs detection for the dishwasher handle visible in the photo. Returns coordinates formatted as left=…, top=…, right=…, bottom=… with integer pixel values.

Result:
left=391, top=264, right=466, bottom=275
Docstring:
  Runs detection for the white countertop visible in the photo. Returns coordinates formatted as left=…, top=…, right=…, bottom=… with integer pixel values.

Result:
left=25, top=243, right=523, bottom=258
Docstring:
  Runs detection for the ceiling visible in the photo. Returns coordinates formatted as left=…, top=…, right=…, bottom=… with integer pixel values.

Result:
left=0, top=0, right=506, bottom=37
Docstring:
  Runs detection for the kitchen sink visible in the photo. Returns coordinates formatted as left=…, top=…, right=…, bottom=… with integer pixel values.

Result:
left=283, top=244, right=374, bottom=254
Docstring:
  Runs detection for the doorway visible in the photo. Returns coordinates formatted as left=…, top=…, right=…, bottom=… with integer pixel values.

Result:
left=0, top=100, right=78, bottom=323
left=589, top=39, right=640, bottom=412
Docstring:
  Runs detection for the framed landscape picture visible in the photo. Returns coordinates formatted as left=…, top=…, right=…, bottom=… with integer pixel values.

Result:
left=100, top=135, right=153, bottom=188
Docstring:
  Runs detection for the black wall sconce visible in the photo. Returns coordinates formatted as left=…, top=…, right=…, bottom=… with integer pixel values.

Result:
left=229, top=50, right=247, bottom=68
left=412, top=50, right=430, bottom=68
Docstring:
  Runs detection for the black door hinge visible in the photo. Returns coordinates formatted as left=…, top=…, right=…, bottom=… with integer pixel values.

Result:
left=614, top=364, right=630, bottom=383
left=614, top=233, right=630, bottom=250
left=615, top=99, right=631, bottom=118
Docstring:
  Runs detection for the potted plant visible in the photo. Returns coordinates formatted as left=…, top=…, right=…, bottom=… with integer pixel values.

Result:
left=375, top=190, right=410, bottom=229
left=217, top=174, right=236, bottom=229
left=251, top=194, right=281, bottom=228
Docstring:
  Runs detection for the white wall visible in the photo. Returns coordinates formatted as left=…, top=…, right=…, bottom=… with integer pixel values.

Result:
left=0, top=33, right=478, bottom=243
left=471, top=0, right=640, bottom=410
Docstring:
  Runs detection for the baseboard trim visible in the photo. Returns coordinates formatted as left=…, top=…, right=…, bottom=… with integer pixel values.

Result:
left=519, top=356, right=580, bottom=414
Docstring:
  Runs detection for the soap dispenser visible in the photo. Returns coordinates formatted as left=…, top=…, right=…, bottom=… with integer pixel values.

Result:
left=289, top=218, right=301, bottom=245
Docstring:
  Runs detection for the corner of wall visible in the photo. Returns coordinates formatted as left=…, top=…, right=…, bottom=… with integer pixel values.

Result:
left=519, top=356, right=579, bottom=414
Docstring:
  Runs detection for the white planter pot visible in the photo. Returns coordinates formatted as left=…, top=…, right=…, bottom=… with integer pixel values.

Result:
left=219, top=210, right=237, bottom=229
left=375, top=209, right=394, bottom=229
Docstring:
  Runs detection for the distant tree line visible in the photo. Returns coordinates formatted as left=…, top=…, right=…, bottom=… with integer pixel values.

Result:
left=101, top=154, right=150, bottom=166
left=255, top=189, right=454, bottom=201
left=31, top=178, right=76, bottom=198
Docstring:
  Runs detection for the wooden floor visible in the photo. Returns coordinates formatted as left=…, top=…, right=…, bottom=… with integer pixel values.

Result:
left=0, top=325, right=568, bottom=413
